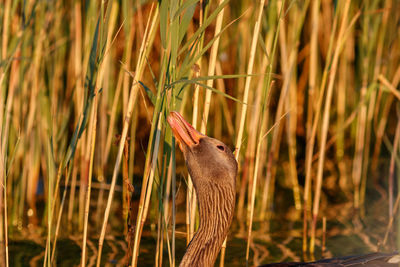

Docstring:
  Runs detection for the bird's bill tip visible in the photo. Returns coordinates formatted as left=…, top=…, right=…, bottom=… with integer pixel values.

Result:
left=167, top=111, right=203, bottom=149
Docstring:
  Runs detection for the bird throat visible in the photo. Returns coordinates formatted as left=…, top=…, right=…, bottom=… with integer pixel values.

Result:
left=180, top=181, right=236, bottom=267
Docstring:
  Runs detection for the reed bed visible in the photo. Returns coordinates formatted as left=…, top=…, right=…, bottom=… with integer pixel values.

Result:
left=0, top=0, right=400, bottom=266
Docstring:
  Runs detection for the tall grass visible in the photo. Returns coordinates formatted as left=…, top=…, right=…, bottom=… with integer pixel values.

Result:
left=0, top=0, right=400, bottom=266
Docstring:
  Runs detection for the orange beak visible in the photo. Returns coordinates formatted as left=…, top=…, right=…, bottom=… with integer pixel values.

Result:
left=167, top=111, right=204, bottom=151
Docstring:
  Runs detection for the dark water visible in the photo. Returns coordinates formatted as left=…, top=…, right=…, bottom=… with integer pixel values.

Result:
left=9, top=212, right=397, bottom=266
left=8, top=182, right=398, bottom=266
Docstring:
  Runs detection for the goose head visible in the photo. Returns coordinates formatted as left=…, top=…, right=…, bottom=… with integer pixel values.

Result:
left=167, top=111, right=237, bottom=196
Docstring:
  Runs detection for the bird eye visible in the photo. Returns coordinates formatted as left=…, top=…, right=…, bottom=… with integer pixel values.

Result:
left=217, top=145, right=225, bottom=151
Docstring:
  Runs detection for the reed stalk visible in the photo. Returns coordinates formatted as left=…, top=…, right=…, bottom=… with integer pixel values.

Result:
left=237, top=28, right=273, bottom=221
left=360, top=0, right=392, bottom=210
left=352, top=85, right=367, bottom=210
left=131, top=112, right=163, bottom=267
left=230, top=0, right=266, bottom=263
left=336, top=37, right=350, bottom=193
left=258, top=1, right=286, bottom=224
left=388, top=110, right=400, bottom=218
left=303, top=0, right=320, bottom=254
left=0, top=149, right=7, bottom=266
left=304, top=0, right=340, bottom=214
left=0, top=10, right=19, bottom=265
left=97, top=4, right=158, bottom=266
left=164, top=156, right=174, bottom=266
left=1, top=0, right=11, bottom=61
left=50, top=167, right=72, bottom=264
left=3, top=167, right=8, bottom=267
left=43, top=138, right=57, bottom=267
left=310, top=0, right=354, bottom=253
left=353, top=0, right=381, bottom=212
left=285, top=0, right=310, bottom=213
left=67, top=156, right=79, bottom=223
left=200, top=0, right=226, bottom=133
left=234, top=0, right=265, bottom=164
left=372, top=64, right=400, bottom=172
left=81, top=95, right=99, bottom=267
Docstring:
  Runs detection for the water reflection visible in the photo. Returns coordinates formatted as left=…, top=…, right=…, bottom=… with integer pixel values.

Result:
left=8, top=190, right=397, bottom=266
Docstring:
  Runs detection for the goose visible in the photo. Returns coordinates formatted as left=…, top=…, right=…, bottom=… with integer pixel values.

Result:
left=167, top=111, right=399, bottom=267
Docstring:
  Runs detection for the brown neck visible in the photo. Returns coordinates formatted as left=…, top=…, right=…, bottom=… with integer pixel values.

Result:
left=180, top=181, right=235, bottom=267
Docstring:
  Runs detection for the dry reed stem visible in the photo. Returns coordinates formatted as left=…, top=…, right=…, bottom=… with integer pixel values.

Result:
left=360, top=0, right=392, bottom=210
left=76, top=3, right=86, bottom=234
left=155, top=204, right=163, bottom=266
left=82, top=94, right=99, bottom=266
left=103, top=5, right=158, bottom=266
left=1, top=0, right=11, bottom=61
left=51, top=168, right=72, bottom=263
left=155, top=154, right=170, bottom=266
left=171, top=104, right=177, bottom=266
left=131, top=112, right=163, bottom=267
left=371, top=65, right=400, bottom=171
left=303, top=0, right=320, bottom=254
left=69, top=0, right=83, bottom=228
left=353, top=1, right=381, bottom=211
left=200, top=0, right=225, bottom=132
left=26, top=26, right=46, bottom=137
left=246, top=110, right=288, bottom=263
left=3, top=171, right=8, bottom=267
left=1, top=49, right=18, bottom=168
left=0, top=38, right=20, bottom=267
left=43, top=164, right=62, bottom=267
left=48, top=1, right=121, bottom=254
left=0, top=2, right=11, bottom=206
left=237, top=28, right=272, bottom=220
left=0, top=148, right=8, bottom=267
left=104, top=13, right=136, bottom=164
left=164, top=156, right=173, bottom=266
left=322, top=216, right=326, bottom=257
left=96, top=3, right=157, bottom=263
left=336, top=40, right=349, bottom=193
left=352, top=84, right=367, bottom=209
left=382, top=186, right=400, bottom=247
left=142, top=113, right=163, bottom=230
left=237, top=0, right=265, bottom=262
left=247, top=1, right=276, bottom=226
left=304, top=3, right=340, bottom=222
left=258, top=2, right=286, bottom=224
left=96, top=84, right=140, bottom=266
left=359, top=89, right=374, bottom=212
left=304, top=2, right=345, bottom=253
left=0, top=150, right=3, bottom=247
left=260, top=48, right=293, bottom=224
left=260, top=49, right=294, bottom=225
left=285, top=1, right=310, bottom=213
left=104, top=64, right=124, bottom=164
left=234, top=0, right=264, bottom=163
left=216, top=62, right=235, bottom=136
left=67, top=157, right=79, bottom=222
left=82, top=2, right=121, bottom=260
left=310, top=0, right=352, bottom=253
left=379, top=74, right=400, bottom=101
left=388, top=111, right=400, bottom=218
